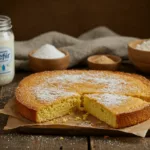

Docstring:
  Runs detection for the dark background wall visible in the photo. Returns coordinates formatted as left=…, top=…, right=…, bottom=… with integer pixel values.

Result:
left=0, top=0, right=150, bottom=40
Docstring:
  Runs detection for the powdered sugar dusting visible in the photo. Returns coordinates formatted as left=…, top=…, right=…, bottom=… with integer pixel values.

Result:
left=47, top=73, right=126, bottom=85
left=32, top=86, right=78, bottom=102
left=48, top=73, right=88, bottom=83
left=30, top=71, right=140, bottom=103
left=46, top=72, right=127, bottom=92
left=88, top=93, right=127, bottom=107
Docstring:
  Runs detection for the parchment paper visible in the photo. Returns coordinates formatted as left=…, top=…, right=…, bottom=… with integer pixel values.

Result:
left=0, top=97, right=150, bottom=137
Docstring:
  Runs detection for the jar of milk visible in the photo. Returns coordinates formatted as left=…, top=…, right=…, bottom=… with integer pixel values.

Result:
left=0, top=15, right=14, bottom=86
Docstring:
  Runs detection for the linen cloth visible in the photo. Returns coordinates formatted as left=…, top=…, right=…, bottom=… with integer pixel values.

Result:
left=15, top=27, right=137, bottom=70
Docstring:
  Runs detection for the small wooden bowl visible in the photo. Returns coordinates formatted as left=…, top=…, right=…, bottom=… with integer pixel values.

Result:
left=87, top=54, right=122, bottom=71
left=28, top=49, right=70, bottom=72
left=128, top=39, right=150, bottom=73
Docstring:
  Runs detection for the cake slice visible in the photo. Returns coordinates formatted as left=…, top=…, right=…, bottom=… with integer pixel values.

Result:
left=16, top=86, right=81, bottom=123
left=83, top=93, right=150, bottom=128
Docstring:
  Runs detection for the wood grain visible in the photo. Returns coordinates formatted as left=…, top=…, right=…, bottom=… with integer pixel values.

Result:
left=90, top=137, right=150, bottom=150
left=0, top=134, right=88, bottom=150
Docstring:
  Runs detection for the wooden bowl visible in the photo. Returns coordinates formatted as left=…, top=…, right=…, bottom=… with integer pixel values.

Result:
left=28, top=49, right=70, bottom=72
left=128, top=39, right=150, bottom=73
left=87, top=54, right=122, bottom=71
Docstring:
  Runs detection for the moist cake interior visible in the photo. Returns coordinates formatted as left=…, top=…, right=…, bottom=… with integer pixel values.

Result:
left=84, top=93, right=150, bottom=128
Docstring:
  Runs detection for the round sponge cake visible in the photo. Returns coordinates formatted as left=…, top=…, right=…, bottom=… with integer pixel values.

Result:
left=15, top=70, right=150, bottom=126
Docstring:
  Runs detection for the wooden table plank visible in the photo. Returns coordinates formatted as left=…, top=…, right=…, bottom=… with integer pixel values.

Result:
left=90, top=137, right=150, bottom=150
left=0, top=134, right=88, bottom=150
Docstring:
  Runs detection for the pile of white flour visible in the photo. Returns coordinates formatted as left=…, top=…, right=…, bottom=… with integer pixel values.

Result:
left=32, top=44, right=65, bottom=59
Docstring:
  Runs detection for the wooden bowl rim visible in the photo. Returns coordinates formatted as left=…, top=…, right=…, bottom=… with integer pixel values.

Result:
left=87, top=54, right=122, bottom=65
left=128, top=39, right=150, bottom=53
left=28, top=48, right=69, bottom=61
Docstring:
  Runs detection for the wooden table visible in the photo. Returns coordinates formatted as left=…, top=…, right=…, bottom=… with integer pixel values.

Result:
left=1, top=66, right=150, bottom=150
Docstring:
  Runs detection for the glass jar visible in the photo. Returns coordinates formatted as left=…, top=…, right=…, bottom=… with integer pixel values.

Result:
left=0, top=15, right=15, bottom=86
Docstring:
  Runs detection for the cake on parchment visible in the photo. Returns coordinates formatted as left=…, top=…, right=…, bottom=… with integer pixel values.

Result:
left=15, top=70, right=150, bottom=128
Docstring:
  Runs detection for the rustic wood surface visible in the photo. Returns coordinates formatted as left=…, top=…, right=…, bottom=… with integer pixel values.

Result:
left=90, top=137, right=150, bottom=150
left=0, top=134, right=88, bottom=150
left=0, top=66, right=150, bottom=150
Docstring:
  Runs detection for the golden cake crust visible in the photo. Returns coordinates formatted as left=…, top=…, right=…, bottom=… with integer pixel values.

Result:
left=16, top=100, right=37, bottom=122
left=83, top=93, right=150, bottom=128
left=15, top=70, right=150, bottom=125
left=116, top=105, right=150, bottom=128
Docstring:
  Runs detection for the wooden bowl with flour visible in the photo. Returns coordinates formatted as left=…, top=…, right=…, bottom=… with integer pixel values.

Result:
left=28, top=47, right=70, bottom=72
left=128, top=39, right=150, bottom=73
left=87, top=54, right=122, bottom=71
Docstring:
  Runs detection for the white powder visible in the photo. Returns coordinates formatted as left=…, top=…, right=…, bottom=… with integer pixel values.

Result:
left=32, top=44, right=65, bottom=59
left=136, top=40, right=150, bottom=51
left=29, top=72, right=139, bottom=104
left=47, top=73, right=127, bottom=93
left=49, top=73, right=86, bottom=83
left=48, top=73, right=126, bottom=84
left=32, top=86, right=78, bottom=102
left=88, top=93, right=127, bottom=107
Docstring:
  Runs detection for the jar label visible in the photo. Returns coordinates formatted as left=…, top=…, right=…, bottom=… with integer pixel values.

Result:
left=0, top=47, right=12, bottom=74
